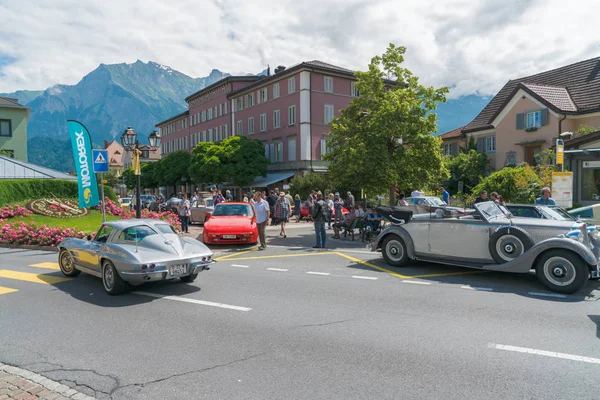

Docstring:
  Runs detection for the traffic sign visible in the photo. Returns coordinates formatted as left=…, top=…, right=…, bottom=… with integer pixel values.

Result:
left=93, top=150, right=109, bottom=173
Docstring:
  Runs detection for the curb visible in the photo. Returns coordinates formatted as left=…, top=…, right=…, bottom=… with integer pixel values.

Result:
left=0, top=361, right=95, bottom=399
left=0, top=244, right=59, bottom=252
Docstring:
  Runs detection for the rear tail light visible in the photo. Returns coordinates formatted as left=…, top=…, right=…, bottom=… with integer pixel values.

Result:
left=141, top=264, right=148, bottom=270
left=202, top=257, right=207, bottom=261
left=207, top=255, right=212, bottom=261
left=150, top=264, right=155, bottom=269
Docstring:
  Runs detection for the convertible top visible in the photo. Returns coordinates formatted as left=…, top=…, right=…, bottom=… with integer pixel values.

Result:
left=375, top=206, right=413, bottom=223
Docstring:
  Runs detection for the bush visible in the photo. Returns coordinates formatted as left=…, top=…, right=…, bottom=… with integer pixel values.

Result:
left=0, top=179, right=117, bottom=206
left=472, top=165, right=542, bottom=204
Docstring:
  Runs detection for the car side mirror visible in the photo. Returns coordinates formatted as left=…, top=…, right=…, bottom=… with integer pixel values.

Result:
left=86, top=234, right=92, bottom=241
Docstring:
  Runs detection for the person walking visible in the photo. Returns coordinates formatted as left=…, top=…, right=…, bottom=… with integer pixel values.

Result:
left=312, top=193, right=327, bottom=248
left=439, top=187, right=450, bottom=204
left=535, top=187, right=556, bottom=205
left=274, top=192, right=291, bottom=238
left=253, top=192, right=270, bottom=250
left=178, top=194, right=191, bottom=233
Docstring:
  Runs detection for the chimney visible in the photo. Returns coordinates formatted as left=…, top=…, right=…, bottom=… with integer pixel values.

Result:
left=274, top=65, right=286, bottom=74
left=267, top=65, right=271, bottom=76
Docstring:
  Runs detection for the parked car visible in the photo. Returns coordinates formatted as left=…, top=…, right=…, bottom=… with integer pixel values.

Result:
left=140, top=195, right=157, bottom=210
left=119, top=197, right=132, bottom=210
left=57, top=220, right=213, bottom=295
left=202, top=202, right=258, bottom=245
left=569, top=204, right=600, bottom=225
left=372, top=201, right=600, bottom=294
left=190, top=197, right=215, bottom=225
left=505, top=204, right=576, bottom=221
left=404, top=196, right=474, bottom=216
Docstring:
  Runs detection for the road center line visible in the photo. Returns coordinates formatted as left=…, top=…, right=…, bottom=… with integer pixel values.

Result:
left=267, top=268, right=288, bottom=272
left=230, top=264, right=250, bottom=268
left=489, top=343, right=600, bottom=365
left=134, top=291, right=252, bottom=311
left=306, top=271, right=330, bottom=276
left=401, top=280, right=431, bottom=285
left=352, top=276, right=378, bottom=280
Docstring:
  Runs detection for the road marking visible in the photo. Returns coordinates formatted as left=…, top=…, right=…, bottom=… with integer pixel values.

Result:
left=527, top=292, right=568, bottom=299
left=226, top=252, right=336, bottom=261
left=267, top=268, right=289, bottom=272
left=402, top=280, right=431, bottom=285
left=334, top=252, right=412, bottom=279
left=134, top=291, right=251, bottom=311
left=489, top=343, right=600, bottom=365
left=352, top=276, right=378, bottom=280
left=0, top=286, right=18, bottom=295
left=214, top=248, right=257, bottom=261
left=230, top=264, right=250, bottom=268
left=29, top=262, right=60, bottom=270
left=0, top=270, right=70, bottom=285
left=461, top=285, right=494, bottom=291
left=306, top=271, right=330, bottom=276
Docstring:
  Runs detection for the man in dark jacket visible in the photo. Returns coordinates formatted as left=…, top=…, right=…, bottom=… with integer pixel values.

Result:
left=267, top=190, right=277, bottom=224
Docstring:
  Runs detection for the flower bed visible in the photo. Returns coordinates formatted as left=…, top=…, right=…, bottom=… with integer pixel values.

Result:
left=0, top=205, right=32, bottom=219
left=26, top=199, right=89, bottom=218
left=97, top=197, right=180, bottom=231
left=0, top=222, right=88, bottom=247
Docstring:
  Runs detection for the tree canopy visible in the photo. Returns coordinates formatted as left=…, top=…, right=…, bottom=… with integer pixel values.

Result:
left=324, top=43, right=449, bottom=203
left=289, top=172, right=332, bottom=200
left=154, top=151, right=192, bottom=186
left=188, top=136, right=269, bottom=192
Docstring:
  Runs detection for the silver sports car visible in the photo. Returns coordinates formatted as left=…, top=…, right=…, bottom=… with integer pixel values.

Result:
left=57, top=219, right=214, bottom=295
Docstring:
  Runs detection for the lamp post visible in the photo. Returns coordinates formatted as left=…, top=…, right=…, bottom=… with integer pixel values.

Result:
left=120, top=127, right=161, bottom=218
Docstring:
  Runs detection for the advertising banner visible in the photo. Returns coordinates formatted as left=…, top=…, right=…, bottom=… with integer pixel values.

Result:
left=67, top=120, right=99, bottom=208
left=551, top=171, right=573, bottom=208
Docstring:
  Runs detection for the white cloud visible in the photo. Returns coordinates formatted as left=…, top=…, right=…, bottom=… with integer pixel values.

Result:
left=0, top=0, right=598, bottom=98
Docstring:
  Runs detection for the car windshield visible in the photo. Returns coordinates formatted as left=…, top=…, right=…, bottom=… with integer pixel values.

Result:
left=121, top=198, right=131, bottom=204
left=154, top=224, right=177, bottom=234
left=428, top=197, right=446, bottom=206
left=118, top=225, right=158, bottom=242
left=542, top=207, right=576, bottom=221
left=205, top=199, right=214, bottom=207
left=212, top=204, right=252, bottom=216
left=475, top=201, right=506, bottom=220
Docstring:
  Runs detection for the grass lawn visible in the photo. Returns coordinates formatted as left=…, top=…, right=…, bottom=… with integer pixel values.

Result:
left=10, top=209, right=120, bottom=233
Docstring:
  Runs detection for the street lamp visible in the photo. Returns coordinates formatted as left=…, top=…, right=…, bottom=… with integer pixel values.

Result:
left=120, top=126, right=161, bottom=218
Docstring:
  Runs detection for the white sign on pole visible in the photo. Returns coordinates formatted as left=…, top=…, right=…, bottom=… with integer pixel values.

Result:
left=551, top=172, right=573, bottom=208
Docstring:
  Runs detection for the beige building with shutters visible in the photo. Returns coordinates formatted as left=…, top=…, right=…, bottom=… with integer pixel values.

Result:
left=440, top=56, right=600, bottom=171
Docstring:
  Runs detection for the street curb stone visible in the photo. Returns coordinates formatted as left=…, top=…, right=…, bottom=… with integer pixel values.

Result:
left=0, top=244, right=59, bottom=252
left=0, top=362, right=95, bottom=400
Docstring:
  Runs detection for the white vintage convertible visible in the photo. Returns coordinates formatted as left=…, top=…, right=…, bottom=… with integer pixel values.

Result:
left=373, top=201, right=600, bottom=294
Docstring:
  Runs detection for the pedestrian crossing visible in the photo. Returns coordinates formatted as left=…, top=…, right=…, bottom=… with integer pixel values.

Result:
left=0, top=261, right=69, bottom=296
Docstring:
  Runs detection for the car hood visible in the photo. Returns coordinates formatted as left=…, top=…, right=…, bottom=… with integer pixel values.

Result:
left=492, top=216, right=585, bottom=230
left=205, top=217, right=254, bottom=231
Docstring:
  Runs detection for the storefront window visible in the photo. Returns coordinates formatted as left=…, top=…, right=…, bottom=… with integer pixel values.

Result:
left=581, top=167, right=600, bottom=201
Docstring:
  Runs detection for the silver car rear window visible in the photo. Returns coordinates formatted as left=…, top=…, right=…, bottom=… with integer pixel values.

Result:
left=155, top=224, right=177, bottom=234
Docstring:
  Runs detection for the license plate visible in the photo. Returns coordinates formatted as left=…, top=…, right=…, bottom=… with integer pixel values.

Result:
left=223, top=235, right=236, bottom=239
left=169, top=264, right=187, bottom=276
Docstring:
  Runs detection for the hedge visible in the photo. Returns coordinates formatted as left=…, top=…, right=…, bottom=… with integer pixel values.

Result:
left=0, top=179, right=117, bottom=206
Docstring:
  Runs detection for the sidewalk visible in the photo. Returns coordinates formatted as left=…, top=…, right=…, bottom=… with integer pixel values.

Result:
left=0, top=363, right=94, bottom=400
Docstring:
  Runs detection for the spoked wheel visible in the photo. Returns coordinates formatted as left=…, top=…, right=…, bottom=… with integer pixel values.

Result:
left=102, top=260, right=126, bottom=295
left=58, top=249, right=81, bottom=277
left=535, top=250, right=589, bottom=294
left=381, top=235, right=409, bottom=267
left=489, top=228, right=533, bottom=264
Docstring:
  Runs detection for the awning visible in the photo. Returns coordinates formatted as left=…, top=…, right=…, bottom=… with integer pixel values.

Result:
left=222, top=172, right=295, bottom=188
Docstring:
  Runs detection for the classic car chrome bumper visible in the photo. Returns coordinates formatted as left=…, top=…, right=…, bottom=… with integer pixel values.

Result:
left=120, top=261, right=214, bottom=285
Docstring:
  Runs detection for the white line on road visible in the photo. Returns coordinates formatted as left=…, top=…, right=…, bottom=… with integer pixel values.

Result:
left=489, top=343, right=600, bottom=365
left=134, top=291, right=252, bottom=312
left=401, top=280, right=431, bottom=285
left=461, top=285, right=494, bottom=291
left=306, top=271, right=330, bottom=276
left=352, top=276, right=378, bottom=280
left=527, top=292, right=568, bottom=299
left=267, top=268, right=289, bottom=272
left=230, top=264, right=250, bottom=268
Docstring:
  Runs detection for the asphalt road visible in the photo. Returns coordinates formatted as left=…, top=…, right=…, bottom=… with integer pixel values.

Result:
left=0, top=225, right=599, bottom=399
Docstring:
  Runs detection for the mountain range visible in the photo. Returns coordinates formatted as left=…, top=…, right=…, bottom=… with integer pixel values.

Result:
left=1, top=61, right=490, bottom=172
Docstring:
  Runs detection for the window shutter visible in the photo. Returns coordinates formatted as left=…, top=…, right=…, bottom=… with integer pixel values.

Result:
left=540, top=108, right=549, bottom=126
left=265, top=144, right=270, bottom=159
left=320, top=139, right=327, bottom=159
left=451, top=143, right=458, bottom=156
left=269, top=143, right=275, bottom=162
left=476, top=138, right=485, bottom=153
left=516, top=113, right=525, bottom=130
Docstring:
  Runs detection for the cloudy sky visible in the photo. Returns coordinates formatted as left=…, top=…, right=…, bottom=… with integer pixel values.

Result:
left=0, top=0, right=598, bottom=98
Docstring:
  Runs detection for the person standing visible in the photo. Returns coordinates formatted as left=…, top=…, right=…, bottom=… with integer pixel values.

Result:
left=474, top=190, right=488, bottom=204
left=312, top=193, right=327, bottom=248
left=253, top=192, right=270, bottom=250
left=397, top=193, right=408, bottom=206
left=293, top=194, right=301, bottom=222
left=225, top=190, right=233, bottom=202
left=327, top=193, right=334, bottom=229
left=274, top=192, right=291, bottom=238
left=213, top=190, right=224, bottom=206
left=178, top=194, right=191, bottom=233
left=346, top=191, right=355, bottom=209
left=535, top=187, right=556, bottom=205
left=439, top=187, right=450, bottom=204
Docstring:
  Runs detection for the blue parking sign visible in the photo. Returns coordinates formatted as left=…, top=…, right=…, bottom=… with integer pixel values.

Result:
left=93, top=150, right=109, bottom=173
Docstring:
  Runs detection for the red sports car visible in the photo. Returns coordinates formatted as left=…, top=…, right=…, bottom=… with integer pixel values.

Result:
left=202, top=202, right=258, bottom=245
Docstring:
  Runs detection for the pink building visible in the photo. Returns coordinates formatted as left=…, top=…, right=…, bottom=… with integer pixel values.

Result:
left=156, top=61, right=360, bottom=189
left=156, top=110, right=189, bottom=156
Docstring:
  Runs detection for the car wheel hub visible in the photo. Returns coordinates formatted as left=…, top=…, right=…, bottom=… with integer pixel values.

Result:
left=104, top=265, right=114, bottom=290
left=496, top=235, right=525, bottom=261
left=60, top=252, right=73, bottom=272
left=543, top=257, right=576, bottom=287
left=386, top=240, right=404, bottom=262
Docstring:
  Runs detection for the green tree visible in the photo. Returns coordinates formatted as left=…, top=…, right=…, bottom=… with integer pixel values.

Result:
left=121, top=167, right=136, bottom=189
left=140, top=162, right=158, bottom=189
left=534, top=149, right=559, bottom=188
left=325, top=44, right=450, bottom=205
left=155, top=151, right=192, bottom=186
left=101, top=170, right=119, bottom=187
left=472, top=165, right=542, bottom=204
left=445, top=150, right=490, bottom=194
left=289, top=172, right=332, bottom=199
left=575, top=124, right=599, bottom=137
left=189, top=136, right=269, bottom=199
